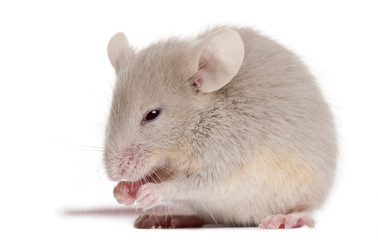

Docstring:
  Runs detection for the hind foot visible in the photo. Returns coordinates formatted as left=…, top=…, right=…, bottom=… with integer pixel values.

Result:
left=259, top=211, right=315, bottom=229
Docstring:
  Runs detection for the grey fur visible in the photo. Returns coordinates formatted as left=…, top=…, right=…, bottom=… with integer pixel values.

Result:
left=104, top=26, right=337, bottom=226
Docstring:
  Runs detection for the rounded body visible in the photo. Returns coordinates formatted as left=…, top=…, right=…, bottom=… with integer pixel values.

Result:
left=105, top=27, right=338, bottom=227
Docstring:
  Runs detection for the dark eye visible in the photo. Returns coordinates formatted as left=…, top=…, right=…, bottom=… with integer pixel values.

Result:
left=142, top=109, right=161, bottom=124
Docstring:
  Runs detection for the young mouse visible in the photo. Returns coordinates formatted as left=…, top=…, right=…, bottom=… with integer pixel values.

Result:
left=104, top=26, right=337, bottom=228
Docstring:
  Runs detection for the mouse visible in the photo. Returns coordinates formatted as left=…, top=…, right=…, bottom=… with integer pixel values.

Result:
left=103, top=26, right=338, bottom=229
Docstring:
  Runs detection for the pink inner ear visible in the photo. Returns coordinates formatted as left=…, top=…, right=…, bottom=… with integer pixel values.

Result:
left=189, top=29, right=244, bottom=93
left=193, top=72, right=203, bottom=88
left=194, top=53, right=210, bottom=88
left=194, top=41, right=231, bottom=93
left=194, top=52, right=217, bottom=89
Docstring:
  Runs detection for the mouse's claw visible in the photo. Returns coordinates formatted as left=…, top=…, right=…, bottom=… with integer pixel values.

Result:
left=135, top=183, right=162, bottom=209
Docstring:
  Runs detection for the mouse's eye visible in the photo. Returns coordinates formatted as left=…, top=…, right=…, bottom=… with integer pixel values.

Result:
left=142, top=108, right=161, bottom=125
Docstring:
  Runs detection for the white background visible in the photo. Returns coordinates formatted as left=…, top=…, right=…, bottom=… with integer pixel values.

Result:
left=0, top=0, right=377, bottom=239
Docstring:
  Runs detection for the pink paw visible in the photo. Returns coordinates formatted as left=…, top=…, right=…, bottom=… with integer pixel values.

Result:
left=135, top=183, right=162, bottom=209
left=259, top=212, right=315, bottom=229
left=113, top=181, right=141, bottom=206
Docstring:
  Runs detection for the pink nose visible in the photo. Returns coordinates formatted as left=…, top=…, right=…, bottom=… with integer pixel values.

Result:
left=122, top=146, right=141, bottom=162
left=111, top=145, right=144, bottom=180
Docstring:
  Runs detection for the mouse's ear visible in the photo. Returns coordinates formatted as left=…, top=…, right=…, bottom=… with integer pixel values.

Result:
left=107, top=32, right=134, bottom=70
left=192, top=28, right=244, bottom=93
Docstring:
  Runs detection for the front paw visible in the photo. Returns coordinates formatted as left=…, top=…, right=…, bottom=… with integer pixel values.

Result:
left=113, top=181, right=141, bottom=206
left=135, top=183, right=162, bottom=209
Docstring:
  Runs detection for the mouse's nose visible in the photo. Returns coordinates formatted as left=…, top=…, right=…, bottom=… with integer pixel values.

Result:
left=106, top=145, right=145, bottom=181
left=121, top=145, right=142, bottom=163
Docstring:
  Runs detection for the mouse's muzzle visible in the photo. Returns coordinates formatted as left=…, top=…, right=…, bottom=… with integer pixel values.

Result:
left=104, top=144, right=159, bottom=182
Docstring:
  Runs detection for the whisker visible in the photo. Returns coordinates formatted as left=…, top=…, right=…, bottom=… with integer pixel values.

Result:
left=201, top=203, right=221, bottom=227
left=153, top=171, right=164, bottom=183
left=62, top=143, right=105, bottom=150
left=166, top=204, right=173, bottom=227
